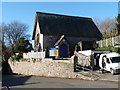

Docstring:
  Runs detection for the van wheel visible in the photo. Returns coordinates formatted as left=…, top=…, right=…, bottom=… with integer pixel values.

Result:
left=101, top=69, right=104, bottom=73
left=110, top=68, right=115, bottom=75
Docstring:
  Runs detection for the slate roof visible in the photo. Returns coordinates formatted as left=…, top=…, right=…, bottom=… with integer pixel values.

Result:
left=32, top=12, right=103, bottom=40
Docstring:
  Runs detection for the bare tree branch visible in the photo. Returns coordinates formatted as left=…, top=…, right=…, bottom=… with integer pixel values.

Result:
left=2, top=21, right=30, bottom=46
left=93, top=17, right=117, bottom=39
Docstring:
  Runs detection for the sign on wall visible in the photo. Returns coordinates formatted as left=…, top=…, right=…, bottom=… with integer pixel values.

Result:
left=49, top=48, right=58, bottom=57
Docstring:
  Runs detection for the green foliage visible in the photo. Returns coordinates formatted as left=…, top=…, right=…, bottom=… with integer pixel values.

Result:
left=9, top=53, right=23, bottom=62
left=116, top=14, right=120, bottom=35
left=2, top=21, right=30, bottom=61
left=96, top=46, right=119, bottom=53
left=15, top=53, right=23, bottom=61
left=14, top=37, right=33, bottom=53
left=75, top=45, right=80, bottom=52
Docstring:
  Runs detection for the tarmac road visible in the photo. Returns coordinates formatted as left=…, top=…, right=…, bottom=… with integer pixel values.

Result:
left=77, top=70, right=120, bottom=82
left=2, top=75, right=119, bottom=89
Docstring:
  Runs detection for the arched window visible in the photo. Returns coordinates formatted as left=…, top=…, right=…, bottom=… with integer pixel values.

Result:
left=37, top=33, right=39, bottom=45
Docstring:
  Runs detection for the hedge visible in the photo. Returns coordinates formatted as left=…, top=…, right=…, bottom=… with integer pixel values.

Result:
left=96, top=46, right=120, bottom=53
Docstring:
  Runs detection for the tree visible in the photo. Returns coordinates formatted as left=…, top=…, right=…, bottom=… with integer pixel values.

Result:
left=3, top=21, right=30, bottom=46
left=1, top=24, right=14, bottom=61
left=14, top=37, right=33, bottom=53
left=2, top=21, right=31, bottom=55
left=1, top=21, right=31, bottom=61
left=116, top=14, right=120, bottom=35
left=94, top=18, right=117, bottom=39
left=93, top=17, right=101, bottom=31
left=0, top=24, right=2, bottom=62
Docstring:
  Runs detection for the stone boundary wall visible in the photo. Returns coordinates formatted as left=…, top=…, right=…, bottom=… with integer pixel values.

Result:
left=8, top=59, right=93, bottom=80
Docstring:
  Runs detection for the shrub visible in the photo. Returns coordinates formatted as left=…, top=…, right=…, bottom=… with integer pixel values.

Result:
left=9, top=53, right=23, bottom=62
left=15, top=53, right=23, bottom=61
left=96, top=46, right=119, bottom=53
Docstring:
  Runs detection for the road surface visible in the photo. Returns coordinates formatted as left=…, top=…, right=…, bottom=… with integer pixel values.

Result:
left=2, top=75, right=119, bottom=89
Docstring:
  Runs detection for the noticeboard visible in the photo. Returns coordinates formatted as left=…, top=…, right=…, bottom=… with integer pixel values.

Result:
left=49, top=48, right=58, bottom=57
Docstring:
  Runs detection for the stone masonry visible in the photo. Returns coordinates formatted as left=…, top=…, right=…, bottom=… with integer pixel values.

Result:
left=9, top=58, right=93, bottom=80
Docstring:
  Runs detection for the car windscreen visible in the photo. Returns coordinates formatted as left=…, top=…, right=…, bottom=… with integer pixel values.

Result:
left=110, top=56, right=120, bottom=63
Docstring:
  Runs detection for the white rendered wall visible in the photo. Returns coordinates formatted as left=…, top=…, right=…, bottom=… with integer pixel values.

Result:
left=35, top=21, right=43, bottom=51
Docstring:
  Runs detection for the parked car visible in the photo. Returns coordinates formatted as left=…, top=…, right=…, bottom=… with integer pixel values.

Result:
left=99, top=52, right=120, bottom=75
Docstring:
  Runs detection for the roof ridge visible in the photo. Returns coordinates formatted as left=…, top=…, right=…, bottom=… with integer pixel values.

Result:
left=36, top=11, right=92, bottom=20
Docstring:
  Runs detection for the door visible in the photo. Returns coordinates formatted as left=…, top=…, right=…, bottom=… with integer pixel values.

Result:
left=59, top=43, right=69, bottom=58
left=105, top=58, right=111, bottom=71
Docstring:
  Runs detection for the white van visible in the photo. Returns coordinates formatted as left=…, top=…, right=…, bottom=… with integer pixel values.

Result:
left=99, top=52, right=120, bottom=74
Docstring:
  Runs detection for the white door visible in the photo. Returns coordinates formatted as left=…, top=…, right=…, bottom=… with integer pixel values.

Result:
left=104, top=58, right=111, bottom=71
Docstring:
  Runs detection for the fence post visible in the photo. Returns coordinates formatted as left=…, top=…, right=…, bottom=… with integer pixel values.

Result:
left=101, top=40, right=102, bottom=47
left=112, top=37, right=114, bottom=46
left=106, top=39, right=108, bottom=47
left=118, top=35, right=120, bottom=44
left=74, top=55, right=78, bottom=72
left=97, top=35, right=120, bottom=47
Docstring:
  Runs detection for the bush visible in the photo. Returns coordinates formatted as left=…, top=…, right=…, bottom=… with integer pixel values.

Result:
left=9, top=56, right=15, bottom=62
left=96, top=46, right=119, bottom=53
left=15, top=53, right=23, bottom=61
left=9, top=53, right=23, bottom=62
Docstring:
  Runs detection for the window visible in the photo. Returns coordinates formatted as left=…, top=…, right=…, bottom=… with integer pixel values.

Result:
left=106, top=58, right=110, bottom=63
left=110, top=57, right=120, bottom=63
left=37, top=33, right=39, bottom=45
